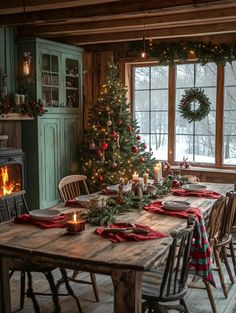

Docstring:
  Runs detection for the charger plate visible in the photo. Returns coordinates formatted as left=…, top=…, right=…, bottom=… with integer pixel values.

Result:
left=182, top=184, right=207, bottom=192
left=162, top=201, right=190, bottom=211
left=29, top=209, right=61, bottom=221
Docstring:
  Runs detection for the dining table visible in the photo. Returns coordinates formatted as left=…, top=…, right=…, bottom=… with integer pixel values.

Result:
left=0, top=182, right=233, bottom=313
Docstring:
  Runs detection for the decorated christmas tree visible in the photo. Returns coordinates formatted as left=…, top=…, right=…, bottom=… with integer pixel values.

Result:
left=80, top=63, right=154, bottom=191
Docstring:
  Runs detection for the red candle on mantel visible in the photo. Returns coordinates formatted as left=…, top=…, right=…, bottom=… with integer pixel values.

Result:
left=66, top=213, right=85, bottom=234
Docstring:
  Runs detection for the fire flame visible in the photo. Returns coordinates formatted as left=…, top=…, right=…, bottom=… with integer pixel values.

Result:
left=1, top=166, right=15, bottom=195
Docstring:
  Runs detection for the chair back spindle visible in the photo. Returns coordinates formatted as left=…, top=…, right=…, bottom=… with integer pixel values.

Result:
left=58, top=175, right=89, bottom=202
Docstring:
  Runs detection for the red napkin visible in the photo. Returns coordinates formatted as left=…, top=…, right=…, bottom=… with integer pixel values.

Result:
left=95, top=222, right=169, bottom=243
left=171, top=188, right=222, bottom=199
left=144, top=201, right=202, bottom=219
left=144, top=201, right=215, bottom=287
left=65, top=199, right=81, bottom=207
left=14, top=214, right=67, bottom=229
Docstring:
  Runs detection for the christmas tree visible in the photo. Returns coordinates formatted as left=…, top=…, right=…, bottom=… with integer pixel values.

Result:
left=80, top=64, right=154, bottom=191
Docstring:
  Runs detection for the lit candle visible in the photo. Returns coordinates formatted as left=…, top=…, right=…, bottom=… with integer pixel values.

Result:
left=66, top=213, right=85, bottom=234
left=143, top=172, right=149, bottom=185
left=15, top=94, right=20, bottom=106
left=132, top=172, right=139, bottom=181
left=154, top=162, right=162, bottom=182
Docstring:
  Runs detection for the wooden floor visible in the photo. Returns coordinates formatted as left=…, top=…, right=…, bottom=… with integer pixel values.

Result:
left=10, top=264, right=236, bottom=313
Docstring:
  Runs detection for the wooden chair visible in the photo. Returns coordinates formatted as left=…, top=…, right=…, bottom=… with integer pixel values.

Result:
left=190, top=191, right=236, bottom=313
left=0, top=190, right=82, bottom=313
left=58, top=174, right=89, bottom=202
left=142, top=220, right=194, bottom=313
left=58, top=174, right=99, bottom=302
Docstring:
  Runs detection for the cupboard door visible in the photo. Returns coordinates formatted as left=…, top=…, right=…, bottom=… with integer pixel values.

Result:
left=61, top=115, right=81, bottom=178
left=38, top=116, right=62, bottom=208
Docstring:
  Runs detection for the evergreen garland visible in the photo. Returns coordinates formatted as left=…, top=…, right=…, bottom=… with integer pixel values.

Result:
left=179, top=88, right=211, bottom=123
left=128, top=40, right=236, bottom=65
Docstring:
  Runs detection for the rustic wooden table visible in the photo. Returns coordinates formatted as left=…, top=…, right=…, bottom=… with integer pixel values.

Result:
left=0, top=183, right=233, bottom=313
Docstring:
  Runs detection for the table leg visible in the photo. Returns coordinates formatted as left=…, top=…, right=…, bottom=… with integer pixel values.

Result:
left=111, top=269, right=142, bottom=313
left=0, top=256, right=11, bottom=313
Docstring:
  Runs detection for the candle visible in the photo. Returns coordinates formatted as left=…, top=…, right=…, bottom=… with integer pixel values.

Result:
left=66, top=213, right=85, bottom=234
left=20, top=94, right=25, bottom=104
left=132, top=172, right=139, bottom=181
left=143, top=172, right=149, bottom=185
left=15, top=94, right=20, bottom=106
left=154, top=162, right=162, bottom=182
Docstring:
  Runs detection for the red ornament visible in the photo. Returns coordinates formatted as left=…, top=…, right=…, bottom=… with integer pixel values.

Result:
left=142, top=143, right=147, bottom=149
left=97, top=175, right=104, bottom=183
left=127, top=125, right=132, bottom=132
left=97, top=149, right=103, bottom=157
left=117, top=119, right=123, bottom=126
left=139, top=156, right=145, bottom=163
left=101, top=142, right=108, bottom=150
left=111, top=130, right=118, bottom=138
left=136, top=135, right=141, bottom=140
left=172, top=180, right=180, bottom=188
left=131, top=145, right=139, bottom=153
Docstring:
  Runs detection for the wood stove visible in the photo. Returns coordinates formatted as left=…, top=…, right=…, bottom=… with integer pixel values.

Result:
left=0, top=142, right=25, bottom=197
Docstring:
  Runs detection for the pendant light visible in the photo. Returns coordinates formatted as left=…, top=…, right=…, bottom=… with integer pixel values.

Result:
left=141, top=13, right=147, bottom=58
left=22, top=0, right=31, bottom=78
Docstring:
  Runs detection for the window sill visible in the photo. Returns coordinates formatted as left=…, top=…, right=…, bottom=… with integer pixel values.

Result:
left=172, top=166, right=236, bottom=174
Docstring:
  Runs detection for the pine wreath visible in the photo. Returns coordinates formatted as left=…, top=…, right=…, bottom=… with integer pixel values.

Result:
left=179, top=88, right=211, bottom=123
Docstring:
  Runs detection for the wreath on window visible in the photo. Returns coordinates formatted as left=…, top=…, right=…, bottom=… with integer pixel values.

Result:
left=178, top=88, right=211, bottom=123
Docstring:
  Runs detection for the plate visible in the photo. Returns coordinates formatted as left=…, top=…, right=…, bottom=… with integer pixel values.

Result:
left=75, top=194, right=96, bottom=206
left=29, top=209, right=61, bottom=221
left=162, top=201, right=190, bottom=211
left=182, top=184, right=207, bottom=192
left=107, top=183, right=132, bottom=193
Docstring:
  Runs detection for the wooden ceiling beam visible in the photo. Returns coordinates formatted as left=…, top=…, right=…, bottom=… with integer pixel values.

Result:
left=0, top=0, right=235, bottom=26
left=17, top=4, right=236, bottom=37
left=57, top=20, right=236, bottom=45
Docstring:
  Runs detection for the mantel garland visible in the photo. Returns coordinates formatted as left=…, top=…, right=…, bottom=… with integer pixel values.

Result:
left=178, top=88, right=211, bottom=123
left=128, top=40, right=236, bottom=65
left=0, top=97, right=46, bottom=118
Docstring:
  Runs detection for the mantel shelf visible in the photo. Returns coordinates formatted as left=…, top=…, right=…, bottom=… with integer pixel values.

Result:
left=0, top=113, right=34, bottom=121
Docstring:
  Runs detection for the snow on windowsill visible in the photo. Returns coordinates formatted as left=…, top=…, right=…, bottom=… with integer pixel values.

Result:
left=172, top=166, right=236, bottom=174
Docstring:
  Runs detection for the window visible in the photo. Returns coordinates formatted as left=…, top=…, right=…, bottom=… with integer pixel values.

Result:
left=224, top=62, right=236, bottom=165
left=133, top=66, right=169, bottom=160
left=132, top=61, right=235, bottom=167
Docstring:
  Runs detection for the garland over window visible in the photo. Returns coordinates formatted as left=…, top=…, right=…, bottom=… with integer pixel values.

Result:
left=178, top=88, right=211, bottom=123
left=128, top=41, right=236, bottom=65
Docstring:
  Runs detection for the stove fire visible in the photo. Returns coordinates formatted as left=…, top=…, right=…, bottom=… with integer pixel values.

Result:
left=0, top=165, right=22, bottom=197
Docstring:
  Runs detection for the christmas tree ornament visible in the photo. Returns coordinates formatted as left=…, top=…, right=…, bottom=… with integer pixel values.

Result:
left=97, top=149, right=103, bottom=157
left=112, top=161, right=118, bottom=168
left=139, top=156, right=145, bottom=163
left=106, top=106, right=110, bottom=111
left=108, top=110, right=113, bottom=115
left=97, top=175, right=104, bottom=183
left=107, top=120, right=112, bottom=126
left=89, top=141, right=96, bottom=150
left=136, top=135, right=141, bottom=140
left=101, top=142, right=108, bottom=150
left=131, top=145, right=139, bottom=153
left=127, top=125, right=132, bottom=132
left=117, top=119, right=123, bottom=126
left=111, top=130, right=118, bottom=138
left=142, top=143, right=147, bottom=149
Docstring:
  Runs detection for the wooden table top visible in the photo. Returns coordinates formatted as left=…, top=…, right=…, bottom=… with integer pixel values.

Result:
left=0, top=182, right=233, bottom=273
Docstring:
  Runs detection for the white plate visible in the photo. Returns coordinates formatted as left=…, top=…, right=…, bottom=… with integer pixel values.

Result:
left=75, top=194, right=96, bottom=204
left=182, top=184, right=207, bottom=192
left=107, top=183, right=132, bottom=193
left=29, top=209, right=61, bottom=221
left=162, top=201, right=190, bottom=211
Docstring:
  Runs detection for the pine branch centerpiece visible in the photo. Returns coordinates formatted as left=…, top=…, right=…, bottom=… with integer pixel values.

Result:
left=80, top=63, right=155, bottom=192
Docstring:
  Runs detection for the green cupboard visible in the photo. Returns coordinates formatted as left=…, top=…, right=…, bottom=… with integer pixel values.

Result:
left=19, top=38, right=83, bottom=209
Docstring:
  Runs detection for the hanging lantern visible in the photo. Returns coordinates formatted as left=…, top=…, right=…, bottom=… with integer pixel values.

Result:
left=22, top=51, right=31, bottom=77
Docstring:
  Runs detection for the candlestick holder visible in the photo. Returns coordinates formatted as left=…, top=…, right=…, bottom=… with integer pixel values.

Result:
left=66, top=213, right=86, bottom=234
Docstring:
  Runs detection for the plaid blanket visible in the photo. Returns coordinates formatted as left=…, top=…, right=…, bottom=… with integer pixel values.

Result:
left=144, top=201, right=215, bottom=287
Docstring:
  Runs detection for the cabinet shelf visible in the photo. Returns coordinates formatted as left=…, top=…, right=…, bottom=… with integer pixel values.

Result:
left=42, top=84, right=59, bottom=88
left=66, top=74, right=78, bottom=78
left=66, top=87, right=78, bottom=90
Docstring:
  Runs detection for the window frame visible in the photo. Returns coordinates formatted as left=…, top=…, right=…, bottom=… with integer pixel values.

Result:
left=129, top=62, right=234, bottom=169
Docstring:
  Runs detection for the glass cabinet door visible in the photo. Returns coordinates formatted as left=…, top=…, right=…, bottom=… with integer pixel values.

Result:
left=41, top=53, right=59, bottom=107
left=65, top=57, right=80, bottom=108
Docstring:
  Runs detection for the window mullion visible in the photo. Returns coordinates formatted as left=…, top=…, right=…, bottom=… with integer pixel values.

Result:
left=168, top=65, right=175, bottom=163
left=215, top=64, right=224, bottom=166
